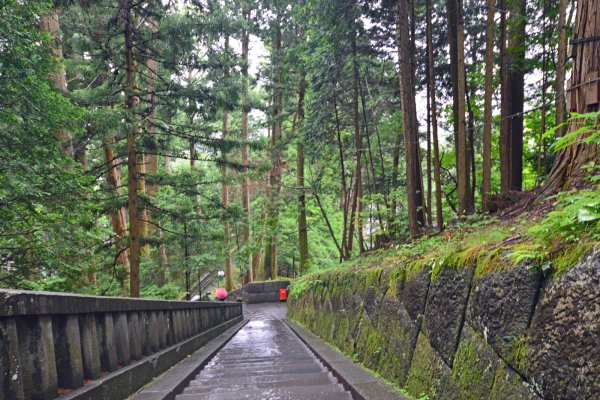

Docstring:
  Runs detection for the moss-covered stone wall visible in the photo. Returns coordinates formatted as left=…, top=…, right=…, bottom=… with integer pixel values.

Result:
left=288, top=251, right=600, bottom=399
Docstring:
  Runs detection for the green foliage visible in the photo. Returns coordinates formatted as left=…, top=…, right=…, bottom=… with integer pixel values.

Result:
left=530, top=187, right=600, bottom=243
left=141, top=284, right=182, bottom=300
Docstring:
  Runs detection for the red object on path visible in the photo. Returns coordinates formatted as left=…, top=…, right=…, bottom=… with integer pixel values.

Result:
left=279, top=288, right=287, bottom=301
left=216, top=288, right=228, bottom=300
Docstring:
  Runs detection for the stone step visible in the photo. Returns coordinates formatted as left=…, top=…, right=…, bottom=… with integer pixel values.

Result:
left=182, top=372, right=338, bottom=394
left=195, top=364, right=326, bottom=379
left=187, top=371, right=335, bottom=387
left=196, top=360, right=322, bottom=375
left=208, top=355, right=317, bottom=366
left=175, top=384, right=352, bottom=400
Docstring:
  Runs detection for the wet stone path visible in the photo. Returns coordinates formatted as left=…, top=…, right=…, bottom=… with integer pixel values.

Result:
left=175, top=303, right=352, bottom=400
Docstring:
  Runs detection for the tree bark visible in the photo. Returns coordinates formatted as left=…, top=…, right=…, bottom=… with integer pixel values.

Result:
left=555, top=0, right=568, bottom=137
left=482, top=0, right=495, bottom=211
left=222, top=106, right=233, bottom=291
left=508, top=0, right=526, bottom=191
left=241, top=9, right=253, bottom=283
left=144, top=17, right=159, bottom=257
left=104, top=139, right=130, bottom=295
left=123, top=0, right=141, bottom=297
left=543, top=0, right=600, bottom=192
left=453, top=0, right=470, bottom=215
left=351, top=28, right=365, bottom=254
left=426, top=0, right=444, bottom=229
left=397, top=0, right=425, bottom=237
left=333, top=93, right=349, bottom=259
left=264, top=16, right=283, bottom=280
left=40, top=9, right=73, bottom=155
left=296, top=67, right=309, bottom=275
left=499, top=0, right=511, bottom=193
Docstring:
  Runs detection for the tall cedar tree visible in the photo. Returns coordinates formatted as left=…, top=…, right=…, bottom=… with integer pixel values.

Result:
left=543, top=0, right=600, bottom=192
left=397, top=0, right=425, bottom=237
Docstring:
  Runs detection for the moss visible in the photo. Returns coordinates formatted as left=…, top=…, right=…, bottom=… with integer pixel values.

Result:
left=552, top=242, right=592, bottom=276
left=475, top=247, right=512, bottom=276
left=384, top=268, right=404, bottom=297
left=505, top=335, right=528, bottom=374
left=489, top=362, right=536, bottom=400
left=451, top=340, right=484, bottom=399
left=365, top=267, right=383, bottom=290
left=406, top=333, right=453, bottom=399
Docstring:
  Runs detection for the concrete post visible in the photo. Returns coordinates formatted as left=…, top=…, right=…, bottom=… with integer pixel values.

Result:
left=0, top=318, right=24, bottom=400
left=113, top=312, right=131, bottom=366
left=53, top=315, right=84, bottom=389
left=78, top=314, right=101, bottom=380
left=96, top=313, right=118, bottom=372
left=17, top=316, right=58, bottom=400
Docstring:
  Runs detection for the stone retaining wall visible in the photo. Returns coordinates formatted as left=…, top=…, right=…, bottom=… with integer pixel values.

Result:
left=288, top=252, right=600, bottom=399
left=0, top=290, right=242, bottom=400
left=230, top=281, right=290, bottom=303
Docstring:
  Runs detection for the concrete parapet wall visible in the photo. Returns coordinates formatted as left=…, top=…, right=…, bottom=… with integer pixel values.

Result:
left=288, top=252, right=600, bottom=400
left=0, top=290, right=242, bottom=400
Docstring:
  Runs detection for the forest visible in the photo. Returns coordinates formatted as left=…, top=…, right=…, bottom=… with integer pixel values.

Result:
left=1, top=0, right=598, bottom=298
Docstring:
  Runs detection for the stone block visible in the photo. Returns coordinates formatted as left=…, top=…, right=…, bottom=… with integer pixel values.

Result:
left=53, top=314, right=84, bottom=388
left=147, top=312, right=159, bottom=353
left=17, top=315, right=58, bottom=400
left=96, top=313, right=118, bottom=372
left=466, top=261, right=541, bottom=373
left=405, top=332, right=458, bottom=399
left=78, top=313, right=101, bottom=380
left=0, top=318, right=24, bottom=400
left=375, top=291, right=419, bottom=384
left=399, top=268, right=430, bottom=324
left=450, top=325, right=500, bottom=399
left=140, top=312, right=150, bottom=356
left=527, top=252, right=600, bottom=399
left=128, top=312, right=142, bottom=360
left=156, top=311, right=167, bottom=349
left=422, top=266, right=474, bottom=367
left=489, top=361, right=540, bottom=400
left=113, top=312, right=131, bottom=366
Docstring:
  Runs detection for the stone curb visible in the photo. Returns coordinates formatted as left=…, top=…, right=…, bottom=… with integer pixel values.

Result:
left=285, top=319, right=408, bottom=400
left=58, top=315, right=244, bottom=400
left=131, top=318, right=249, bottom=400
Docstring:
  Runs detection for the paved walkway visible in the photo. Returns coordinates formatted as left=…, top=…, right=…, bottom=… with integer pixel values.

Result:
left=175, top=303, right=352, bottom=400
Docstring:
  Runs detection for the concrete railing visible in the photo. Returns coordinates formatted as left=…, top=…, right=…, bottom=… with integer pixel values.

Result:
left=0, top=290, right=242, bottom=400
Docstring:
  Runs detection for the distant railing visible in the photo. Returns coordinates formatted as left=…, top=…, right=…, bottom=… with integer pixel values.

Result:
left=0, top=289, right=242, bottom=399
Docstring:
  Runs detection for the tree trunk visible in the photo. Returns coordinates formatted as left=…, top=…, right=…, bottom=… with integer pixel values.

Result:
left=296, top=67, right=309, bottom=275
left=40, top=9, right=73, bottom=155
left=264, top=16, right=283, bottom=280
left=508, top=0, right=526, bottom=191
left=454, top=0, right=470, bottom=215
left=104, top=139, right=130, bottom=295
left=446, top=0, right=460, bottom=172
left=123, top=0, right=140, bottom=297
left=555, top=0, right=568, bottom=137
left=543, top=0, right=600, bottom=192
left=499, top=0, right=511, bottom=193
left=426, top=80, right=433, bottom=227
left=241, top=9, right=253, bottom=283
left=397, top=0, right=425, bottom=237
left=351, top=30, right=365, bottom=254
left=538, top=2, right=548, bottom=183
left=222, top=107, right=233, bottom=291
left=426, top=0, right=444, bottom=229
left=145, top=17, right=159, bottom=258
left=333, top=93, right=349, bottom=259
left=482, top=0, right=495, bottom=211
